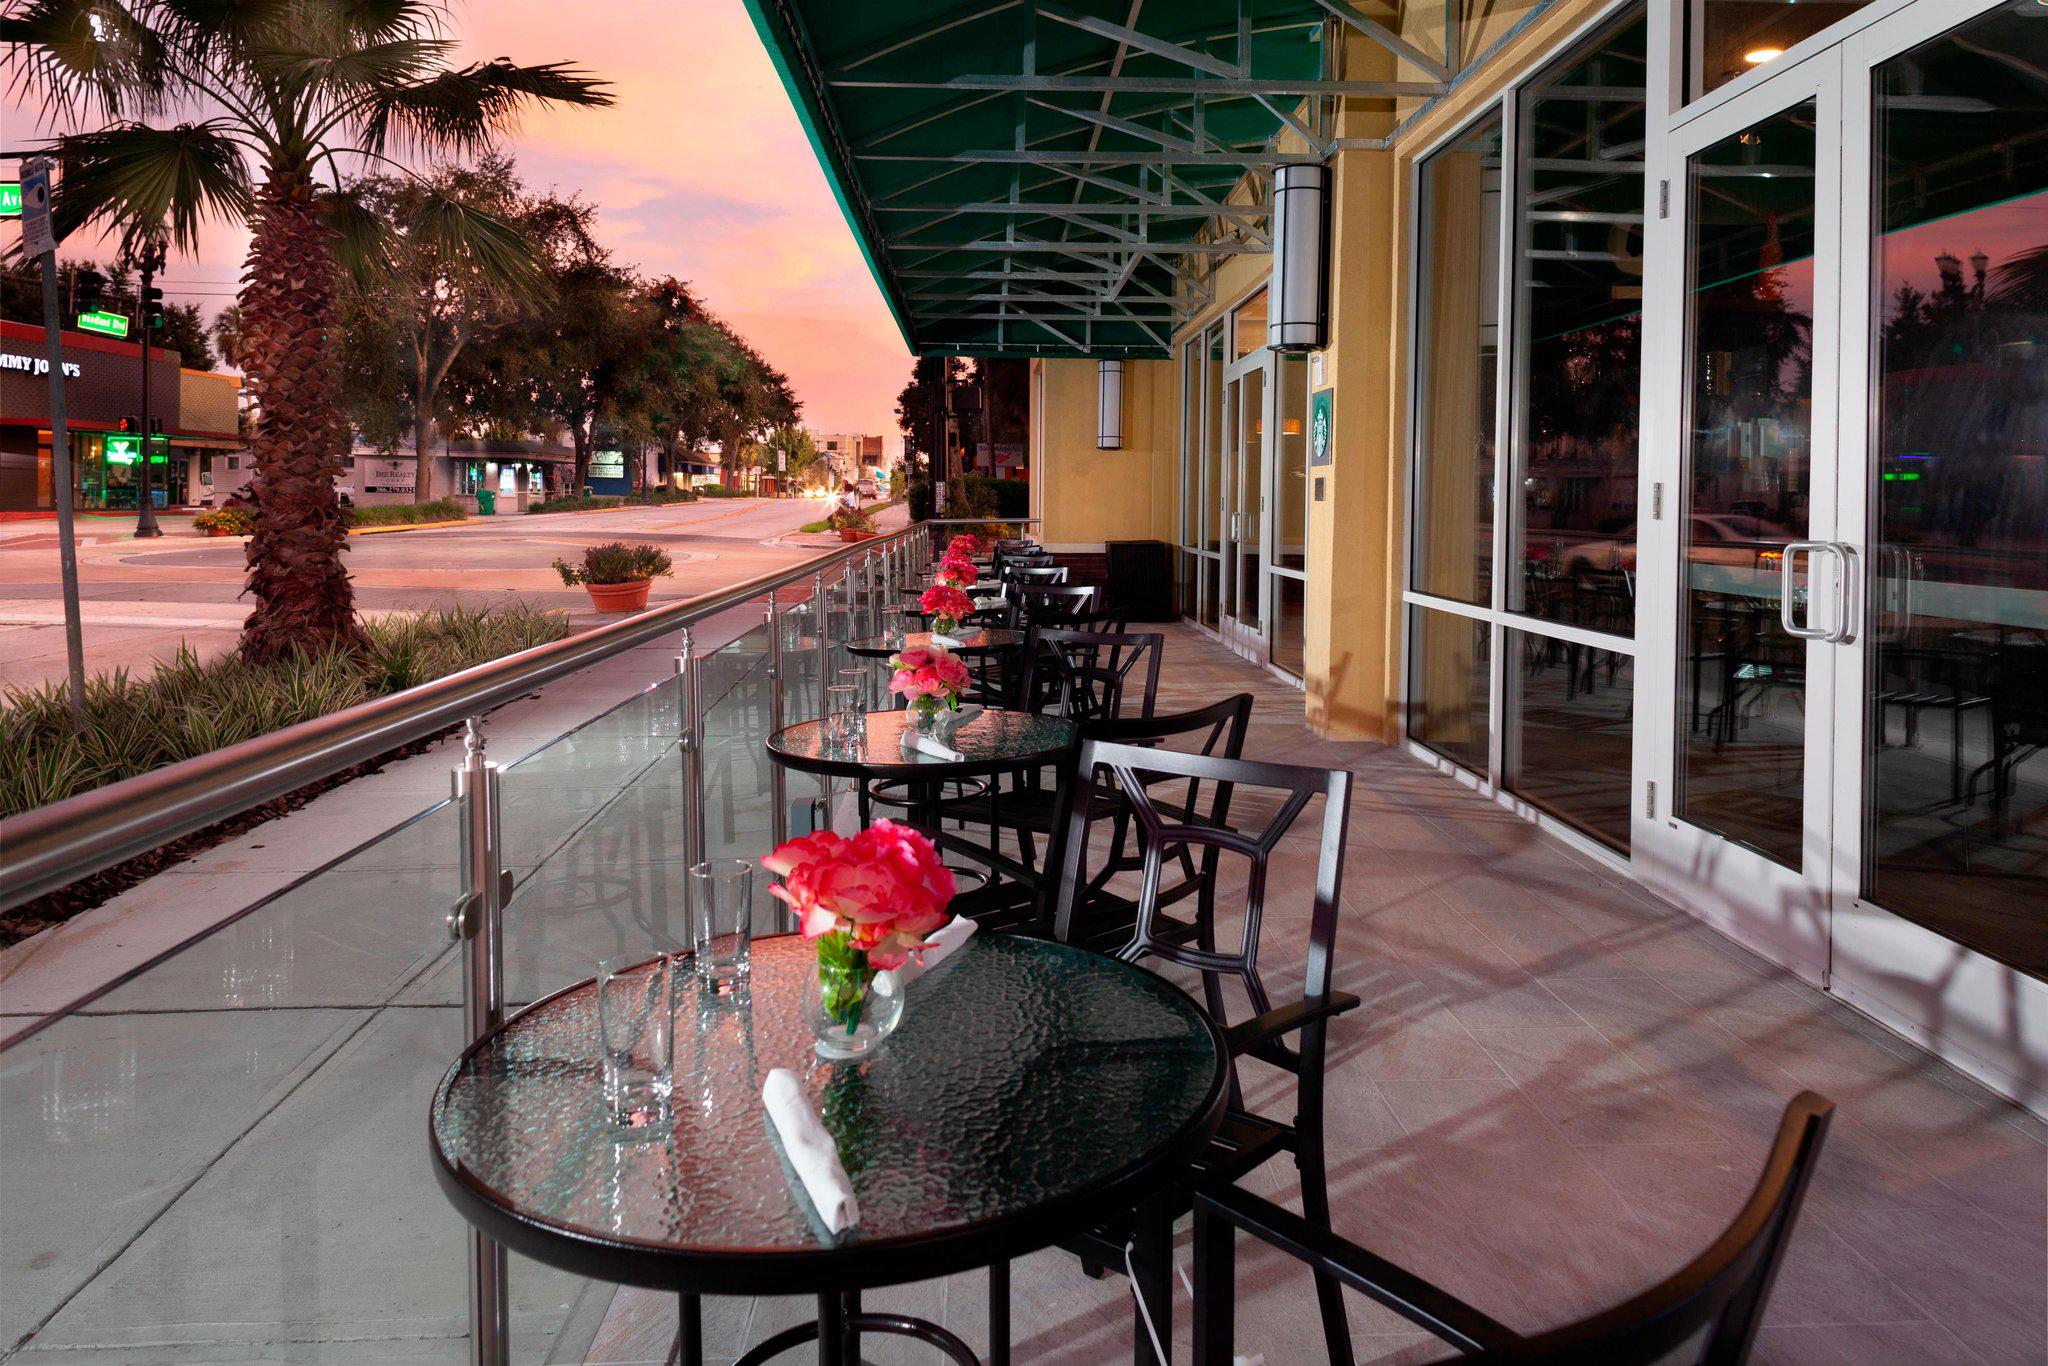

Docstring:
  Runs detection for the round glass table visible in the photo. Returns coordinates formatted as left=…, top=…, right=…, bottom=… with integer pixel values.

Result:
left=845, top=628, right=1023, bottom=660
left=429, top=934, right=1227, bottom=1363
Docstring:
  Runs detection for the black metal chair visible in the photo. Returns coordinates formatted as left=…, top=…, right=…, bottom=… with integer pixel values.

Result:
left=1045, top=742, right=1359, bottom=1359
left=1010, top=583, right=1099, bottom=628
left=1002, top=563, right=1069, bottom=588
left=1193, top=1091, right=1835, bottom=1365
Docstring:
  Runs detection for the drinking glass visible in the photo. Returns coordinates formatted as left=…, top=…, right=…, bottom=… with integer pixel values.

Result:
left=824, top=684, right=861, bottom=754
left=837, top=667, right=871, bottom=714
left=597, top=955, right=675, bottom=1128
left=689, top=859, right=754, bottom=990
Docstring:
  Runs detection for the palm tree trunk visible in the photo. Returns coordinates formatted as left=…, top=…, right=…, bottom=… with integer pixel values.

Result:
left=239, top=177, right=367, bottom=662
left=412, top=409, right=438, bottom=503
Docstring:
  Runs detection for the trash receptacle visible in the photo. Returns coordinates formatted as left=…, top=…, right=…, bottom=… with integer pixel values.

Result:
left=475, top=488, right=496, bottom=516
left=1106, top=540, right=1174, bottom=621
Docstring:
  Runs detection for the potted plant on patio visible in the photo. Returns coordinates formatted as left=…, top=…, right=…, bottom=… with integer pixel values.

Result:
left=553, top=542, right=674, bottom=613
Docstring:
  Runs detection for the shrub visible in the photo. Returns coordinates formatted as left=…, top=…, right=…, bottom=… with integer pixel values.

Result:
left=906, top=478, right=934, bottom=522
left=696, top=482, right=743, bottom=497
left=0, top=604, right=571, bottom=818
left=192, top=506, right=255, bottom=536
left=346, top=498, right=465, bottom=528
left=827, top=504, right=878, bottom=535
left=553, top=542, right=675, bottom=586
left=527, top=494, right=624, bottom=515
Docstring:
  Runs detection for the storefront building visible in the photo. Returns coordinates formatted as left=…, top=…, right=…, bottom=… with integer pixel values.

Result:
left=754, top=0, right=2048, bottom=1111
left=1, top=320, right=243, bottom=513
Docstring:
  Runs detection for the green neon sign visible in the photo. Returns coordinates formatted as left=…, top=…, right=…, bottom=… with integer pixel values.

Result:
left=0, top=183, right=20, bottom=217
left=105, top=434, right=141, bottom=465
left=77, top=309, right=131, bottom=338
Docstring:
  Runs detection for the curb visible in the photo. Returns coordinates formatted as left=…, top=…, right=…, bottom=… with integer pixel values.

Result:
left=347, top=518, right=473, bottom=536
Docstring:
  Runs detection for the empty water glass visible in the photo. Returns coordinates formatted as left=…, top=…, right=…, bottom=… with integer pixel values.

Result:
left=837, top=666, right=870, bottom=712
left=597, top=955, right=675, bottom=1128
left=689, top=859, right=753, bottom=990
left=824, top=684, right=861, bottom=753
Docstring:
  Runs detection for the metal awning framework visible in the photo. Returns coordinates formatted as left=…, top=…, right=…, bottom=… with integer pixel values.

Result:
left=743, top=0, right=1479, bottom=359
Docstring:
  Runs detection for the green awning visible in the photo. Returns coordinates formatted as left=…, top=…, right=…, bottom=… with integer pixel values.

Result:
left=743, top=0, right=1445, bottom=359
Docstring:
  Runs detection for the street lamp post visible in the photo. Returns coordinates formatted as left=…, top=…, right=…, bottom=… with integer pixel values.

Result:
left=133, top=238, right=167, bottom=539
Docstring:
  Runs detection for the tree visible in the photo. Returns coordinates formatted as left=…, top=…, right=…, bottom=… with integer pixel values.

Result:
left=6, top=1, right=610, bottom=661
left=896, top=356, right=967, bottom=481
left=335, top=154, right=564, bottom=501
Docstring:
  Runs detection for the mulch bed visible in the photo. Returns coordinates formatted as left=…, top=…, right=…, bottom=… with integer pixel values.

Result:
left=0, top=723, right=468, bottom=951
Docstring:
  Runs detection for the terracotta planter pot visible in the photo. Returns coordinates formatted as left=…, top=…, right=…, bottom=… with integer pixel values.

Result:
left=838, top=528, right=878, bottom=542
left=584, top=579, right=651, bottom=612
left=205, top=527, right=234, bottom=537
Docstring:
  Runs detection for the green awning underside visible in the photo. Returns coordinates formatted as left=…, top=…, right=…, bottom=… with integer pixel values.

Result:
left=743, top=0, right=1425, bottom=359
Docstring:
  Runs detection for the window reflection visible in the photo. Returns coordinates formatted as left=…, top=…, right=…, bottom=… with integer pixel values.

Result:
left=1409, top=606, right=1490, bottom=772
left=1414, top=114, right=1502, bottom=607
left=1688, top=1, right=1877, bottom=102
left=1231, top=288, right=1269, bottom=360
left=1867, top=2, right=2048, bottom=977
left=1511, top=11, right=1645, bottom=637
left=1676, top=100, right=1817, bottom=870
left=1507, top=630, right=1634, bottom=851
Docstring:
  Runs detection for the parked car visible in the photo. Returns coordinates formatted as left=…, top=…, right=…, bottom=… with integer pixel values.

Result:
left=857, top=479, right=878, bottom=499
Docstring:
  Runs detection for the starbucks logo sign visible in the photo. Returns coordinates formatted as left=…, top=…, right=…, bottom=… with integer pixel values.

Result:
left=1309, top=388, right=1333, bottom=466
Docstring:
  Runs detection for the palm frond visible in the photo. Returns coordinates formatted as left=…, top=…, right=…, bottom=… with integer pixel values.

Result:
left=357, top=58, right=613, bottom=156
left=244, top=34, right=449, bottom=95
left=46, top=121, right=254, bottom=257
left=407, top=189, right=549, bottom=297
left=0, top=0, right=168, bottom=119
left=319, top=183, right=393, bottom=287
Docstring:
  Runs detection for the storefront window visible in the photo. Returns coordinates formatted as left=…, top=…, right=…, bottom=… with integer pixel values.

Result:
left=1507, top=629, right=1634, bottom=850
left=1275, top=354, right=1309, bottom=573
left=1865, top=1, right=2048, bottom=976
left=1409, top=606, right=1491, bottom=772
left=1413, top=113, right=1502, bottom=607
left=1230, top=287, right=1268, bottom=360
left=1510, top=11, right=1645, bottom=637
left=1688, top=2, right=1877, bottom=102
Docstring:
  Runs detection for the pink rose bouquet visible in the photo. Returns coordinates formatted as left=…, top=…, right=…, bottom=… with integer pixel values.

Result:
left=934, top=557, right=977, bottom=589
left=888, top=644, right=972, bottom=725
left=919, top=582, right=975, bottom=633
left=946, top=533, right=982, bottom=559
left=765, top=821, right=956, bottom=1038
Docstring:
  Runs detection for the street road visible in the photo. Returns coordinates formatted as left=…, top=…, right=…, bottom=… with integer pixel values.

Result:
left=0, top=497, right=890, bottom=689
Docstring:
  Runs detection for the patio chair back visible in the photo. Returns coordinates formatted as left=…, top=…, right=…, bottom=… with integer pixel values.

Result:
left=1003, top=563, right=1069, bottom=587
left=1013, top=583, right=1100, bottom=628
left=1191, top=1090, right=1835, bottom=1365
left=1015, top=626, right=1163, bottom=724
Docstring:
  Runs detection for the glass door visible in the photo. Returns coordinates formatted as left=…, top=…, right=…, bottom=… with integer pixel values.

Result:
left=1221, top=357, right=1269, bottom=656
left=1639, top=50, right=1846, bottom=982
left=1830, top=0, right=2048, bottom=1094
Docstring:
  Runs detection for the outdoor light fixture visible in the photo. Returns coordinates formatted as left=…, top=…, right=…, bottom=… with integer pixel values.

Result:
left=1096, top=359, right=1124, bottom=450
left=1744, top=46, right=1785, bottom=65
left=1268, top=162, right=1330, bottom=352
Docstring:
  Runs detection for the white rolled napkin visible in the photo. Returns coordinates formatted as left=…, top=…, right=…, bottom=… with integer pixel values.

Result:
left=893, top=915, right=977, bottom=985
left=947, top=704, right=984, bottom=728
left=928, top=631, right=966, bottom=649
left=761, top=1069, right=860, bottom=1233
left=899, top=730, right=964, bottom=761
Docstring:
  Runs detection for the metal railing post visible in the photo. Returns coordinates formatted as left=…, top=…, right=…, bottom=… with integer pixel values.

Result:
left=451, top=718, right=509, bottom=1366
left=676, top=627, right=706, bottom=873
left=766, top=590, right=788, bottom=854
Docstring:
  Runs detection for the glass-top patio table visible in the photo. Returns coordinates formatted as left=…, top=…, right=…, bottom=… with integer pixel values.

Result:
left=429, top=933, right=1227, bottom=1365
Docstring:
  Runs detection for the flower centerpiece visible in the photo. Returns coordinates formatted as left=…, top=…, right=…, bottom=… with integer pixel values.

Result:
left=919, top=582, right=974, bottom=635
left=888, top=644, right=971, bottom=730
left=946, top=533, right=982, bottom=562
left=766, top=821, right=955, bottom=1059
left=934, top=555, right=978, bottom=590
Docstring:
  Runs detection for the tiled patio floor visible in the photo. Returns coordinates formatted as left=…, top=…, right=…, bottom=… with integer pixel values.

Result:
left=596, top=623, right=2047, bottom=1364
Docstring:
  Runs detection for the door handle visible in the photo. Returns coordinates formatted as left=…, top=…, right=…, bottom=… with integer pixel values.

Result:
left=1779, top=541, right=1858, bottom=644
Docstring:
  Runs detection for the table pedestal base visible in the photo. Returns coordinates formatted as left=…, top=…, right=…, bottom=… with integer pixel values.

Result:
left=730, top=1294, right=982, bottom=1366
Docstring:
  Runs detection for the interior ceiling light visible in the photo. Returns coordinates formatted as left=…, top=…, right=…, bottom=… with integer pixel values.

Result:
left=1744, top=46, right=1786, bottom=65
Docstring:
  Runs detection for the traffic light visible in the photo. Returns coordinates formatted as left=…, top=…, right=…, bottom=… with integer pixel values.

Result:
left=141, top=284, right=165, bottom=329
left=73, top=267, right=106, bottom=311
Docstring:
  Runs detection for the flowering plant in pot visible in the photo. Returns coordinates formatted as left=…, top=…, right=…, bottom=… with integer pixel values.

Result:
left=828, top=504, right=878, bottom=542
left=766, top=821, right=954, bottom=1060
left=552, top=542, right=674, bottom=612
left=918, top=582, right=974, bottom=635
left=888, top=644, right=971, bottom=730
left=193, top=506, right=255, bottom=537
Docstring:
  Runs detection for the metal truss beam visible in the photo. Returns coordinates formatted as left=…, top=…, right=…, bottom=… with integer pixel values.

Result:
left=1034, top=2, right=1241, bottom=80
left=885, top=237, right=1263, bottom=254
left=875, top=200, right=1265, bottom=219
left=831, top=73, right=1442, bottom=97
left=859, top=148, right=1300, bottom=166
left=1309, top=0, right=1452, bottom=81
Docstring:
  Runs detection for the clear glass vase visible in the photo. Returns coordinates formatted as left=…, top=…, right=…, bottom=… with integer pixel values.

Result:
left=907, top=696, right=942, bottom=732
left=802, top=942, right=905, bottom=1061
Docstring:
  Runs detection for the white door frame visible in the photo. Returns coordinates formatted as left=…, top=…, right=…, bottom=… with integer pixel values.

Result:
left=1220, top=343, right=1276, bottom=661
left=1634, top=46, right=1847, bottom=987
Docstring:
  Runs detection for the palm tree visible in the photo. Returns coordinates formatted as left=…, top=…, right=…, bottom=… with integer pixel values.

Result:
left=2, top=1, right=610, bottom=661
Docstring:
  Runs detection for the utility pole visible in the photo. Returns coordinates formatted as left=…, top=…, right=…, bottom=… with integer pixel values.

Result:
left=133, top=237, right=167, bottom=538
left=20, top=158, right=88, bottom=728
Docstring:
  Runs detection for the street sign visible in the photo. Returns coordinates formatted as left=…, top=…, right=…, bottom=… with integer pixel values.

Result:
left=776, top=449, right=787, bottom=472
left=0, top=182, right=21, bottom=217
left=19, top=159, right=54, bottom=257
left=1310, top=388, right=1334, bottom=467
left=76, top=309, right=131, bottom=338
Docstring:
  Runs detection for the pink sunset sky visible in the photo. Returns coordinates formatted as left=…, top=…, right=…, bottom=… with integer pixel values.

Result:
left=2, top=0, right=913, bottom=453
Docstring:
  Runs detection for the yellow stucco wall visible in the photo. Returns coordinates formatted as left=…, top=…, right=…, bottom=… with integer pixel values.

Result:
left=1028, top=356, right=1176, bottom=549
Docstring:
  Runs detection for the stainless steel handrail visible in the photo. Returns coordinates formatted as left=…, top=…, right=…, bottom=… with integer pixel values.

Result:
left=0, top=517, right=1030, bottom=912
